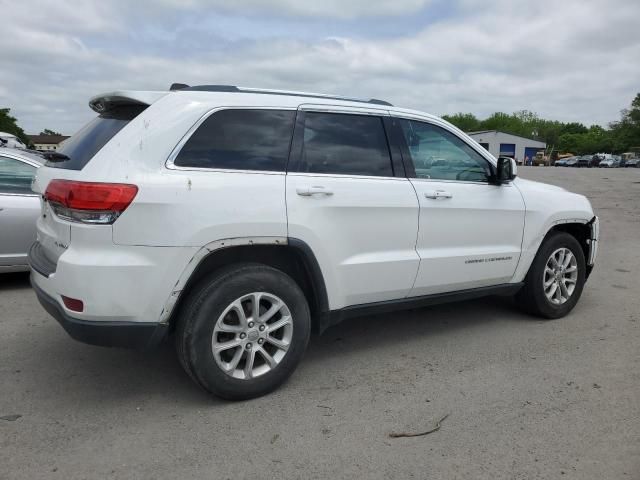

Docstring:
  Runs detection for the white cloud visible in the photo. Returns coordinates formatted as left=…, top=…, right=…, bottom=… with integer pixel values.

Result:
left=0, top=0, right=638, bottom=134
left=157, top=0, right=433, bottom=19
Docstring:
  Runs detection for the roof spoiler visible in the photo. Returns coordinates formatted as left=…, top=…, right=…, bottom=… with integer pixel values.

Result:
left=88, top=91, right=169, bottom=114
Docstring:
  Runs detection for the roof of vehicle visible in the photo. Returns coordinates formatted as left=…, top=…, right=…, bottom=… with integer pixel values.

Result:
left=0, top=147, right=45, bottom=165
left=88, top=84, right=443, bottom=124
left=0, top=131, right=20, bottom=139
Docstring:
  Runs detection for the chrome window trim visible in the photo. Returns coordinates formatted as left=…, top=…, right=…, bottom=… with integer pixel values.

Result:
left=0, top=192, right=40, bottom=197
left=389, top=111, right=499, bottom=168
left=409, top=177, right=512, bottom=187
left=287, top=171, right=406, bottom=182
left=0, top=152, right=43, bottom=168
left=298, top=103, right=391, bottom=116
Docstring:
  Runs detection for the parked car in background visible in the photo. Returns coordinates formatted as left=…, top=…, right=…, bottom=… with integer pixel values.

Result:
left=0, top=132, right=27, bottom=149
left=533, top=151, right=550, bottom=166
left=624, top=157, right=640, bottom=168
left=565, top=156, right=580, bottom=167
left=576, top=155, right=593, bottom=168
left=622, top=152, right=639, bottom=166
left=0, top=148, right=43, bottom=272
left=28, top=84, right=599, bottom=400
left=599, top=156, right=621, bottom=168
left=555, top=156, right=577, bottom=167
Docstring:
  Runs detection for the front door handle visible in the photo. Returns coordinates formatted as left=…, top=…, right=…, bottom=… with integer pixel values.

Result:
left=425, top=189, right=453, bottom=199
left=296, top=186, right=334, bottom=197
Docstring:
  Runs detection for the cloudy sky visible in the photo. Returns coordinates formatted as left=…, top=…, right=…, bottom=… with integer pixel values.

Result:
left=1, top=0, right=639, bottom=135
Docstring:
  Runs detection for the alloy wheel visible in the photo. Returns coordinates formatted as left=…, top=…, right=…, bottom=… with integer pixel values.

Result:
left=543, top=248, right=578, bottom=305
left=212, top=292, right=293, bottom=380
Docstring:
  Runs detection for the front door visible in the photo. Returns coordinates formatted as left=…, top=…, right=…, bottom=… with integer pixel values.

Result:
left=394, top=118, right=525, bottom=296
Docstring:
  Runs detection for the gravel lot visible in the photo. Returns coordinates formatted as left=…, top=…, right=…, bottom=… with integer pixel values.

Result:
left=1, top=167, right=639, bottom=479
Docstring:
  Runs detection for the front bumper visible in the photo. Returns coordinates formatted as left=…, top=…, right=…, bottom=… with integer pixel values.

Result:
left=32, top=277, right=167, bottom=349
left=587, top=216, right=599, bottom=266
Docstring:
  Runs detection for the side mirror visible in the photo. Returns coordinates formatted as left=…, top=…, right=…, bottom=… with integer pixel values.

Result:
left=496, top=157, right=517, bottom=184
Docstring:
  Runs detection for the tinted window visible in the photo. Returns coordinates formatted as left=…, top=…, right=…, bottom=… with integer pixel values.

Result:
left=51, top=105, right=146, bottom=171
left=298, top=112, right=393, bottom=177
left=0, top=156, right=37, bottom=194
left=174, top=109, right=295, bottom=171
left=398, top=119, right=490, bottom=182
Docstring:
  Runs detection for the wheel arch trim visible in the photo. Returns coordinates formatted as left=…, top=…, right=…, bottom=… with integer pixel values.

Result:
left=159, top=236, right=288, bottom=324
left=513, top=215, right=597, bottom=283
left=158, top=236, right=330, bottom=329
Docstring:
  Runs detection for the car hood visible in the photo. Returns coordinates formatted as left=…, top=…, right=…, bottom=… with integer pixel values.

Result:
left=514, top=177, right=567, bottom=193
left=514, top=177, right=594, bottom=223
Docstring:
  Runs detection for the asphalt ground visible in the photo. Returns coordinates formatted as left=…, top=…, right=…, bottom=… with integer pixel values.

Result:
left=1, top=166, right=639, bottom=479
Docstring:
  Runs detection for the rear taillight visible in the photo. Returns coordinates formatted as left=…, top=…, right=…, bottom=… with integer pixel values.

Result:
left=44, top=180, right=138, bottom=224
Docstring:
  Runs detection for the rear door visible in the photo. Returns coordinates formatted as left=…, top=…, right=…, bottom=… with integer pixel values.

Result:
left=286, top=106, right=420, bottom=309
left=0, top=155, right=40, bottom=266
left=394, top=117, right=525, bottom=296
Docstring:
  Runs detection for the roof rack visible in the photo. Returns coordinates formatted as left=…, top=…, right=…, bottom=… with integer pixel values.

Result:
left=169, top=84, right=393, bottom=107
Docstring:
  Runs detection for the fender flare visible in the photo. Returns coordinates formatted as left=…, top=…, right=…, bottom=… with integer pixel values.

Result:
left=158, top=236, right=287, bottom=324
left=158, top=236, right=331, bottom=330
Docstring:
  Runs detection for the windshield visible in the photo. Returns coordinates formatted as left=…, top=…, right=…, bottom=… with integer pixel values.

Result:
left=49, top=105, right=146, bottom=170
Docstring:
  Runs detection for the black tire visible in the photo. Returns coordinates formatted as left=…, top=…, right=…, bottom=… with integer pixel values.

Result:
left=516, top=232, right=586, bottom=319
left=175, top=263, right=311, bottom=400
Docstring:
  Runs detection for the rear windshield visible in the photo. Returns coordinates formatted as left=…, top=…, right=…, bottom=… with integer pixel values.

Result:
left=49, top=105, right=146, bottom=170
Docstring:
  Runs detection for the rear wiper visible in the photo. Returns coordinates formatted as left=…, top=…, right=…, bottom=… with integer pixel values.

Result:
left=42, top=152, right=70, bottom=162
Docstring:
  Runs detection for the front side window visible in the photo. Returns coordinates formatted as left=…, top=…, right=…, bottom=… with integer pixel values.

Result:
left=398, top=119, right=491, bottom=182
left=0, top=156, right=37, bottom=194
left=174, top=109, right=296, bottom=171
left=297, top=112, right=393, bottom=177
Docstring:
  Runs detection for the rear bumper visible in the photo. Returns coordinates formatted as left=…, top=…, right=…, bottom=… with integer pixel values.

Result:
left=32, top=276, right=167, bottom=349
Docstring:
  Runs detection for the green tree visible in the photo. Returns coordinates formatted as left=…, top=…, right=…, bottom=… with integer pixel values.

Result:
left=0, top=108, right=31, bottom=147
left=609, top=93, right=640, bottom=152
left=441, top=113, right=481, bottom=132
left=560, top=122, right=588, bottom=135
left=440, top=93, right=640, bottom=154
left=40, top=128, right=62, bottom=136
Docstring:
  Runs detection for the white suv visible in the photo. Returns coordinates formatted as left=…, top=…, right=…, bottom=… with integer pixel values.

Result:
left=29, top=85, right=599, bottom=399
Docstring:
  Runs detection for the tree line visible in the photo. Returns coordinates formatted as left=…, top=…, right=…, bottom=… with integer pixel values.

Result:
left=442, top=93, right=640, bottom=155
left=0, top=108, right=64, bottom=147
left=2, top=93, right=640, bottom=154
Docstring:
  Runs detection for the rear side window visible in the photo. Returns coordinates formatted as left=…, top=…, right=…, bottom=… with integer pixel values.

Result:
left=0, top=156, right=37, bottom=194
left=51, top=105, right=146, bottom=171
left=173, top=109, right=295, bottom=171
left=297, top=112, right=393, bottom=177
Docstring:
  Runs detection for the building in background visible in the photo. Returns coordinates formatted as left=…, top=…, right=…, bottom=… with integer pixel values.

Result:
left=467, top=130, right=546, bottom=164
left=27, top=134, right=70, bottom=151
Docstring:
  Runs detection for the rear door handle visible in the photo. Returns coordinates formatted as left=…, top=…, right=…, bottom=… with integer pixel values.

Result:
left=425, top=190, right=452, bottom=199
left=296, top=186, right=334, bottom=196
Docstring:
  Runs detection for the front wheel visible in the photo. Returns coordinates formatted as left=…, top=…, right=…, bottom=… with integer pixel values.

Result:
left=175, top=263, right=311, bottom=400
left=516, top=232, right=586, bottom=319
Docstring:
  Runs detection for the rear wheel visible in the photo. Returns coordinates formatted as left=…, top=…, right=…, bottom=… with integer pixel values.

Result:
left=175, top=263, right=311, bottom=400
left=516, top=232, right=586, bottom=319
